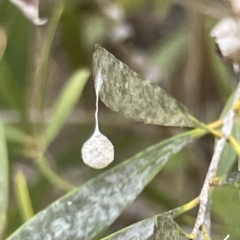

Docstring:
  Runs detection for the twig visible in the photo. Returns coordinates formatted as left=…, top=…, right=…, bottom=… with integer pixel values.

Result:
left=190, top=71, right=240, bottom=239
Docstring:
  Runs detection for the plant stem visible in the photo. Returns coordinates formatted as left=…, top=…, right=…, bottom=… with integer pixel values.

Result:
left=190, top=74, right=240, bottom=239
left=169, top=197, right=199, bottom=218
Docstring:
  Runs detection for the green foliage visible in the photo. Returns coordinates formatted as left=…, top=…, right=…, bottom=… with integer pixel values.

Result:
left=45, top=69, right=90, bottom=146
left=0, top=120, right=9, bottom=237
left=93, top=45, right=198, bottom=127
left=7, top=128, right=204, bottom=240
left=1, top=0, right=240, bottom=240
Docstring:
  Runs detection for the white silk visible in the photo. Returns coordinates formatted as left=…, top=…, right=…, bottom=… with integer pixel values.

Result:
left=81, top=69, right=114, bottom=169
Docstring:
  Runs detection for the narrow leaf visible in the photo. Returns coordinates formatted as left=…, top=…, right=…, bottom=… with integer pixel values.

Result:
left=217, top=93, right=237, bottom=175
left=0, top=60, right=25, bottom=112
left=45, top=69, right=90, bottom=146
left=14, top=170, right=34, bottom=222
left=153, top=215, right=186, bottom=240
left=0, top=27, right=7, bottom=59
left=7, top=128, right=204, bottom=240
left=101, top=198, right=197, bottom=240
left=32, top=0, right=64, bottom=112
left=0, top=120, right=9, bottom=237
left=102, top=217, right=154, bottom=240
left=93, top=44, right=198, bottom=127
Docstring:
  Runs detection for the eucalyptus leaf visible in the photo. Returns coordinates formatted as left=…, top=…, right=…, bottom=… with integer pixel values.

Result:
left=217, top=92, right=237, bottom=175
left=207, top=28, right=233, bottom=101
left=154, top=215, right=186, bottom=240
left=93, top=45, right=198, bottom=127
left=0, top=120, right=9, bottom=237
left=102, top=217, right=154, bottom=240
left=7, top=128, right=204, bottom=240
left=101, top=198, right=194, bottom=240
left=45, top=69, right=90, bottom=146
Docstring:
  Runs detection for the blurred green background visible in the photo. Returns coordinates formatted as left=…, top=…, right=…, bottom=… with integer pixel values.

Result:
left=0, top=0, right=240, bottom=239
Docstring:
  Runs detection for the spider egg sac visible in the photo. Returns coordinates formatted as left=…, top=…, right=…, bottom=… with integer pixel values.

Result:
left=81, top=131, right=114, bottom=169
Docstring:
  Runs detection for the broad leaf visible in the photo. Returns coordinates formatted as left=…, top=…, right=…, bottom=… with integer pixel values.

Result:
left=7, top=128, right=205, bottom=240
left=0, top=120, right=9, bottom=237
left=93, top=45, right=198, bottom=127
left=45, top=69, right=90, bottom=146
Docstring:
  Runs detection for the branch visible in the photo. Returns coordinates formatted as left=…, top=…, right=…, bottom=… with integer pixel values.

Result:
left=190, top=71, right=240, bottom=239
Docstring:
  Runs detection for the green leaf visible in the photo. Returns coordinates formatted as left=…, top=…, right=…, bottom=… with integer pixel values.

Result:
left=32, top=0, right=64, bottom=112
left=0, top=60, right=25, bottom=112
left=207, top=32, right=233, bottom=101
left=0, top=120, right=9, bottom=237
left=60, top=8, right=87, bottom=69
left=45, top=69, right=90, bottom=146
left=93, top=45, right=198, bottom=127
left=101, top=217, right=186, bottom=240
left=102, top=217, right=154, bottom=240
left=0, top=27, right=7, bottom=60
left=101, top=198, right=195, bottom=240
left=14, top=171, right=34, bottom=222
left=212, top=185, right=240, bottom=238
left=153, top=215, right=186, bottom=240
left=7, top=128, right=205, bottom=240
left=217, top=93, right=237, bottom=176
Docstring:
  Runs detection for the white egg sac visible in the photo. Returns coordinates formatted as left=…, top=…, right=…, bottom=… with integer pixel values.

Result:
left=81, top=132, right=114, bottom=169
